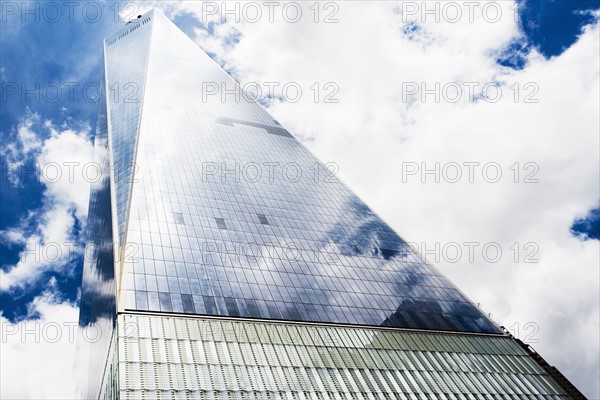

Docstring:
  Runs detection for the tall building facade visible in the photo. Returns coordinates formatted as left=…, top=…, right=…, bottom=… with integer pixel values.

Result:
left=77, top=8, right=585, bottom=399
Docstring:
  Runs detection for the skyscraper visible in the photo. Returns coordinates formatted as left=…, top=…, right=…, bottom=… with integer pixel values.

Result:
left=77, top=8, right=585, bottom=399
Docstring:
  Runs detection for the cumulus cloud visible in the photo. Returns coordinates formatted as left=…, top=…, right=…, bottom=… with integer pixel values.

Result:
left=0, top=286, right=79, bottom=399
left=1, top=111, right=42, bottom=186
left=0, top=116, right=93, bottom=291
left=145, top=1, right=598, bottom=396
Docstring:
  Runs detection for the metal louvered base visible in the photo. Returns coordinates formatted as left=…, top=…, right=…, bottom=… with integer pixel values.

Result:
left=101, top=313, right=576, bottom=400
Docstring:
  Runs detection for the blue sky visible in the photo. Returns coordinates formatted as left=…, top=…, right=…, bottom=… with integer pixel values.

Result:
left=1, top=1, right=599, bottom=398
left=1, top=2, right=115, bottom=321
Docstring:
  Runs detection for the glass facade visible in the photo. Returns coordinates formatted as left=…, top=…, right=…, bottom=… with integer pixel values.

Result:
left=76, top=76, right=117, bottom=398
left=77, top=8, right=582, bottom=400
left=111, top=9, right=499, bottom=334
left=105, top=14, right=153, bottom=245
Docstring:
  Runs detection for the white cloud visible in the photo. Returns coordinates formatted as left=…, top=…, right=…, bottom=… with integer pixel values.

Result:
left=146, top=2, right=599, bottom=396
left=37, top=125, right=94, bottom=222
left=0, top=290, right=79, bottom=399
left=16, top=113, right=43, bottom=155
left=1, top=111, right=42, bottom=186
left=0, top=117, right=93, bottom=291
